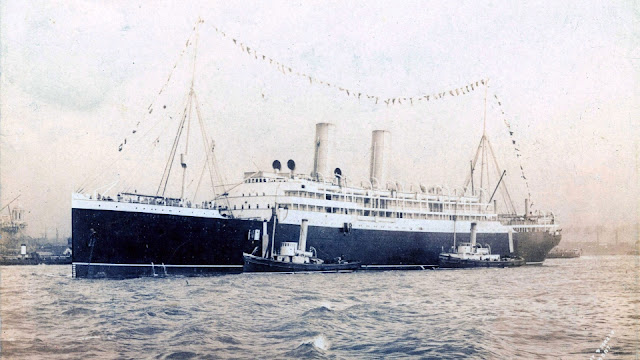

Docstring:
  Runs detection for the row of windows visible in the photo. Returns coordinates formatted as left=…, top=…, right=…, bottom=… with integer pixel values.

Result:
left=244, top=178, right=286, bottom=183
left=284, top=203, right=489, bottom=221
left=231, top=200, right=489, bottom=222
left=233, top=203, right=271, bottom=210
left=235, top=189, right=483, bottom=213
left=282, top=190, right=487, bottom=214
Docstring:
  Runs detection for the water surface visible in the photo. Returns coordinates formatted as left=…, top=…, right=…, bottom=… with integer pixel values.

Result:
left=1, top=256, right=638, bottom=359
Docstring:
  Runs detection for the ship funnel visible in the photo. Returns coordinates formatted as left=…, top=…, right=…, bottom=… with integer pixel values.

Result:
left=298, top=219, right=309, bottom=252
left=369, top=130, right=391, bottom=189
left=312, top=123, right=335, bottom=180
left=261, top=220, right=269, bottom=257
left=470, top=222, right=478, bottom=248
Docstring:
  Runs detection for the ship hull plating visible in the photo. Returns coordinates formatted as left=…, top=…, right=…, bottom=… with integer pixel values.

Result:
left=73, top=205, right=560, bottom=277
left=71, top=207, right=259, bottom=278
left=271, top=223, right=560, bottom=268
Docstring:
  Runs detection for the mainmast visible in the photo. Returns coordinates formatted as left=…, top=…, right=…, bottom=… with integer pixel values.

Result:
left=179, top=20, right=201, bottom=200
left=155, top=18, right=225, bottom=205
left=462, top=80, right=517, bottom=214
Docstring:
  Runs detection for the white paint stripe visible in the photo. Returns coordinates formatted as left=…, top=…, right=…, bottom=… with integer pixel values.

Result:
left=72, top=199, right=225, bottom=219
left=73, top=262, right=242, bottom=268
left=361, top=264, right=438, bottom=268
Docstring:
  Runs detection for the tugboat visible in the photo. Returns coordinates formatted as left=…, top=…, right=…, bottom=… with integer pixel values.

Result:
left=439, top=222, right=525, bottom=268
left=243, top=217, right=360, bottom=273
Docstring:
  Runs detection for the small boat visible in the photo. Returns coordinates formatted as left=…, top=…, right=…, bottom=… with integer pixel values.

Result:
left=243, top=217, right=360, bottom=273
left=439, top=244, right=525, bottom=268
left=439, top=222, right=525, bottom=269
left=243, top=251, right=360, bottom=273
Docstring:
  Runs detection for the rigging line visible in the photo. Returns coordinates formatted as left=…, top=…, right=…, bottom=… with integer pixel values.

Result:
left=479, top=136, right=486, bottom=193
left=185, top=94, right=193, bottom=156
left=180, top=91, right=194, bottom=200
left=462, top=136, right=484, bottom=191
left=192, top=91, right=217, bottom=198
left=178, top=18, right=202, bottom=200
left=483, top=80, right=489, bottom=136
left=149, top=20, right=199, bottom=111
left=193, top=159, right=208, bottom=202
left=486, top=137, right=490, bottom=197
left=492, top=92, right=532, bottom=207
left=184, top=17, right=201, bottom=159
left=215, top=174, right=261, bottom=195
left=190, top=18, right=201, bottom=93
left=486, top=137, right=516, bottom=214
left=121, top=91, right=192, bottom=194
left=76, top=26, right=198, bottom=193
left=193, top=91, right=231, bottom=202
left=157, top=101, right=190, bottom=197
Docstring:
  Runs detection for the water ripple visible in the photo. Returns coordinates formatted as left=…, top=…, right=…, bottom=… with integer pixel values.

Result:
left=1, top=256, right=639, bottom=359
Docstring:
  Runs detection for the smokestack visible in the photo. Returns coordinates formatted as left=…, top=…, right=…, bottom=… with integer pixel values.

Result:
left=369, top=130, right=391, bottom=189
left=261, top=220, right=269, bottom=258
left=312, top=123, right=335, bottom=180
left=508, top=228, right=514, bottom=253
left=298, top=219, right=309, bottom=252
left=470, top=222, right=478, bottom=248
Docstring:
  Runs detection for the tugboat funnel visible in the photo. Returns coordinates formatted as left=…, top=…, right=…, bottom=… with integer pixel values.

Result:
left=470, top=222, right=478, bottom=248
left=508, top=228, right=514, bottom=253
left=298, top=219, right=309, bottom=252
left=261, top=220, right=269, bottom=258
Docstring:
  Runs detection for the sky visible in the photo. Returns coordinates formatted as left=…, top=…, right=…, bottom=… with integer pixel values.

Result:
left=1, top=0, right=638, bottom=238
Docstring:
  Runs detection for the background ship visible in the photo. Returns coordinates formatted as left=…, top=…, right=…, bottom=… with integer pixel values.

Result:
left=0, top=196, right=32, bottom=264
left=1, top=195, right=72, bottom=265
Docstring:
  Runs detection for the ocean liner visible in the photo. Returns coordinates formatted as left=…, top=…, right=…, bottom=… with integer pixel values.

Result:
left=72, top=120, right=560, bottom=277
left=71, top=24, right=560, bottom=278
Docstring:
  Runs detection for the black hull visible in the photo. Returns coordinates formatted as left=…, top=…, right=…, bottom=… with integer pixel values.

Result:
left=438, top=255, right=525, bottom=269
left=270, top=223, right=560, bottom=267
left=72, top=207, right=260, bottom=278
left=72, top=206, right=560, bottom=277
left=243, top=254, right=360, bottom=273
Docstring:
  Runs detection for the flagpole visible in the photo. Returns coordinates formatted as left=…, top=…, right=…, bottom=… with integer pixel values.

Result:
left=480, top=79, right=489, bottom=200
left=483, top=79, right=489, bottom=137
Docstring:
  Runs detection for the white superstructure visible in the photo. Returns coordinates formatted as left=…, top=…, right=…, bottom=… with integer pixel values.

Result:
left=220, top=123, right=559, bottom=236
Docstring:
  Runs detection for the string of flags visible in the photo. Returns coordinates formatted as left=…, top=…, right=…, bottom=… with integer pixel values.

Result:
left=117, top=19, right=488, bottom=154
left=211, top=24, right=487, bottom=106
left=117, top=21, right=205, bottom=153
left=493, top=93, right=532, bottom=208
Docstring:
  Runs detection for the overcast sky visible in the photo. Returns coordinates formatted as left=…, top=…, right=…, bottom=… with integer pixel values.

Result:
left=1, top=1, right=638, bottom=238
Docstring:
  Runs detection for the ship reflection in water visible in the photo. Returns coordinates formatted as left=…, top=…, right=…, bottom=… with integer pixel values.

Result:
left=1, top=256, right=638, bottom=359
